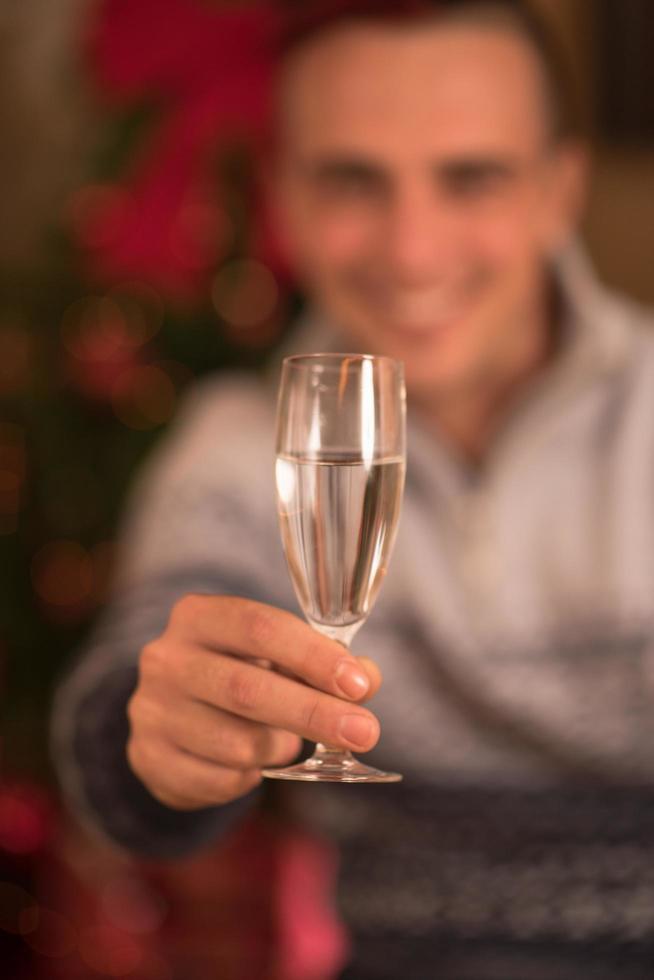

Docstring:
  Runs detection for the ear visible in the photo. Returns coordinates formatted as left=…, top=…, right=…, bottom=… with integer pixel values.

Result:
left=542, top=140, right=590, bottom=253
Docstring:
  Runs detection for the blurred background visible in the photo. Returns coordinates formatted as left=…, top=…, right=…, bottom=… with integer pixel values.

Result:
left=1, top=0, right=654, bottom=976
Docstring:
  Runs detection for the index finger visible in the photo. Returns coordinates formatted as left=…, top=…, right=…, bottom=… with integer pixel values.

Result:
left=170, top=595, right=373, bottom=702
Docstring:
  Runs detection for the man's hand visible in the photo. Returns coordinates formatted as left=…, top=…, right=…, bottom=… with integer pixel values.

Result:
left=126, top=595, right=382, bottom=810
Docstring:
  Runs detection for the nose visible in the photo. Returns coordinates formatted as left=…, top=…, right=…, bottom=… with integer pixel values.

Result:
left=383, top=185, right=456, bottom=286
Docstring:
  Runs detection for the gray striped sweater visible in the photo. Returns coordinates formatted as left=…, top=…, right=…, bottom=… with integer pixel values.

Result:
left=52, top=246, right=654, bottom=974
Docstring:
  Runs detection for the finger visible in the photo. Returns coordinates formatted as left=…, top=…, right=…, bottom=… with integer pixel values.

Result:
left=137, top=694, right=301, bottom=770
left=179, top=647, right=380, bottom=752
left=356, top=657, right=383, bottom=701
left=127, top=736, right=262, bottom=811
left=169, top=595, right=372, bottom=701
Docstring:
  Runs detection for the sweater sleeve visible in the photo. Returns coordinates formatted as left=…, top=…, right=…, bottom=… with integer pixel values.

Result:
left=51, top=376, right=295, bottom=857
left=59, top=659, right=258, bottom=858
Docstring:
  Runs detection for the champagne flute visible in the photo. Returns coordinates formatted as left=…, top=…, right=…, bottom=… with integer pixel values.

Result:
left=262, top=353, right=406, bottom=783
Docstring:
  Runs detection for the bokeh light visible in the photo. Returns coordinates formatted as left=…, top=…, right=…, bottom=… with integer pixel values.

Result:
left=31, top=540, right=95, bottom=621
left=78, top=923, right=143, bottom=976
left=61, top=296, right=140, bottom=401
left=211, top=258, right=279, bottom=331
left=61, top=292, right=159, bottom=358
left=169, top=188, right=233, bottom=271
left=109, top=282, right=165, bottom=343
left=101, top=876, right=167, bottom=935
left=60, top=289, right=171, bottom=408
left=111, top=364, right=177, bottom=430
left=67, top=183, right=130, bottom=250
left=0, top=788, right=51, bottom=854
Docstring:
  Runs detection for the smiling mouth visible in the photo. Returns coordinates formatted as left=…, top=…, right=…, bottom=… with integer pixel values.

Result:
left=354, top=277, right=483, bottom=336
left=380, top=292, right=473, bottom=336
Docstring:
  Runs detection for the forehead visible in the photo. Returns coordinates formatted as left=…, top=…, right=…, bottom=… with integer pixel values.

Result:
left=278, top=21, right=550, bottom=158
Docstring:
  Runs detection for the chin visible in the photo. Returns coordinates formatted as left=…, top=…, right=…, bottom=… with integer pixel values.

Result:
left=333, top=299, right=477, bottom=369
left=387, top=330, right=474, bottom=380
left=368, top=306, right=476, bottom=354
left=403, top=361, right=457, bottom=394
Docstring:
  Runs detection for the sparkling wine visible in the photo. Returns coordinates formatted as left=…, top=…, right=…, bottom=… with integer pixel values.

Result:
left=276, top=453, right=405, bottom=641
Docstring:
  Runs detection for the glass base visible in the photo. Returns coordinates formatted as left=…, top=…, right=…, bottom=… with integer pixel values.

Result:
left=261, top=745, right=402, bottom=783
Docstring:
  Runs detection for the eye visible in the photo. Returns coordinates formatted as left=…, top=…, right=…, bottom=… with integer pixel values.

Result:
left=440, top=164, right=513, bottom=200
left=328, top=172, right=377, bottom=196
left=309, top=163, right=387, bottom=202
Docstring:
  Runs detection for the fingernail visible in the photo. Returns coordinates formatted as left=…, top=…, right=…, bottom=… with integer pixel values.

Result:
left=335, top=660, right=370, bottom=699
left=339, top=713, right=376, bottom=748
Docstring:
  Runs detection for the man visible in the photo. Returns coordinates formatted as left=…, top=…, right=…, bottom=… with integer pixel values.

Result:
left=53, top=2, right=654, bottom=977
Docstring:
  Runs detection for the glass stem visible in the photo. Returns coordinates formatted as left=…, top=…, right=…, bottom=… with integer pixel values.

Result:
left=313, top=743, right=354, bottom=761
left=308, top=630, right=362, bottom=764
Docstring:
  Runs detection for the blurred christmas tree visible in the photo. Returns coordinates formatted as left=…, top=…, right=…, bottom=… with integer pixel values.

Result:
left=1, top=0, right=293, bottom=783
left=0, top=4, right=306, bottom=974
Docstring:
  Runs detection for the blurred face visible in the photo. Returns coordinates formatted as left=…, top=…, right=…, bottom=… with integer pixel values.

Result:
left=272, top=20, right=585, bottom=401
